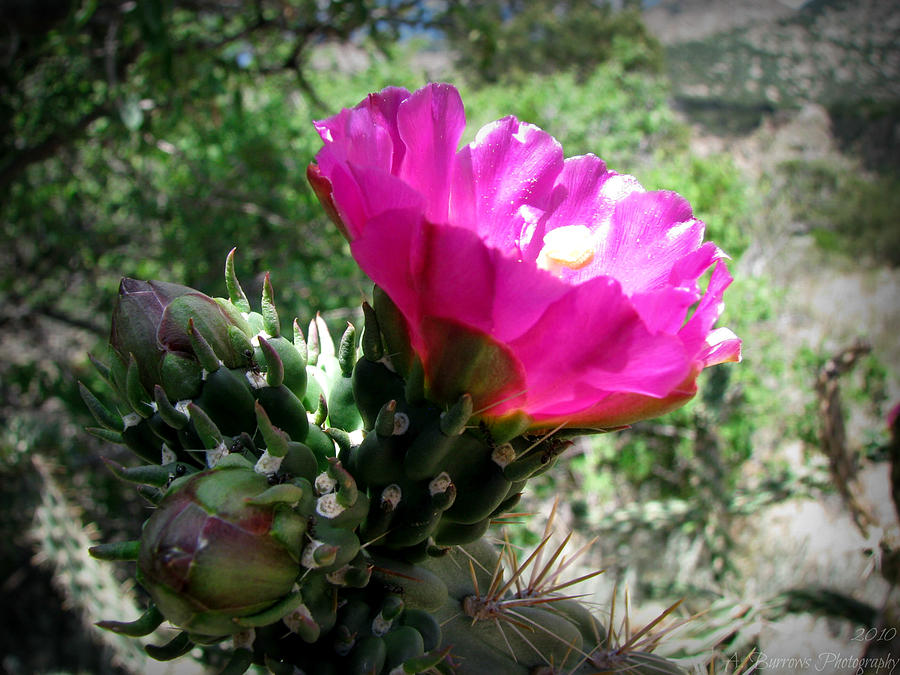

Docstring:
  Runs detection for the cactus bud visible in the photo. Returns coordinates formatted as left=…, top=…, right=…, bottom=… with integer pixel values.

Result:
left=136, top=457, right=305, bottom=637
left=110, top=278, right=246, bottom=398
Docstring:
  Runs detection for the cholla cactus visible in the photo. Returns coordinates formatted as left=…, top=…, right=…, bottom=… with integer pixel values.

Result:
left=81, top=80, right=742, bottom=674
left=81, top=253, right=689, bottom=673
left=29, top=457, right=151, bottom=672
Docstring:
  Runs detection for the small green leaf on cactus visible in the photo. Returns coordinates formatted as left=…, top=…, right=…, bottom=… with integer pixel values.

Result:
left=440, top=393, right=473, bottom=436
left=126, top=354, right=154, bottom=418
left=293, top=318, right=308, bottom=363
left=400, top=646, right=453, bottom=674
left=102, top=457, right=195, bottom=487
left=315, top=313, right=336, bottom=360
left=219, top=647, right=254, bottom=675
left=361, top=301, right=384, bottom=362
left=88, top=352, right=112, bottom=385
left=96, top=605, right=164, bottom=636
left=325, top=427, right=352, bottom=458
left=314, top=393, right=328, bottom=427
left=86, top=426, right=125, bottom=444
left=89, top=540, right=141, bottom=561
left=306, top=316, right=321, bottom=366
left=233, top=591, right=305, bottom=628
left=405, top=357, right=425, bottom=404
left=282, top=603, right=320, bottom=643
left=374, top=399, right=398, bottom=438
left=245, top=483, right=305, bottom=507
left=186, top=402, right=225, bottom=451
left=78, top=382, right=124, bottom=431
left=485, top=411, right=531, bottom=445
left=188, top=317, right=221, bottom=373
left=380, top=594, right=405, bottom=621
left=227, top=325, right=254, bottom=365
left=255, top=401, right=290, bottom=458
left=326, top=457, right=358, bottom=507
left=373, top=285, right=413, bottom=376
left=258, top=336, right=285, bottom=388
left=137, top=484, right=164, bottom=504
left=225, top=247, right=251, bottom=313
left=261, top=272, right=281, bottom=337
left=153, top=385, right=189, bottom=429
left=337, top=322, right=357, bottom=377
left=145, top=631, right=193, bottom=661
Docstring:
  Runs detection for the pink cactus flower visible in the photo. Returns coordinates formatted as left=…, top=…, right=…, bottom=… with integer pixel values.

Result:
left=308, top=83, right=741, bottom=430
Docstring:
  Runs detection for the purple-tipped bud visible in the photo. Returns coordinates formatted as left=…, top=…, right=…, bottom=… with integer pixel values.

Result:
left=137, top=458, right=305, bottom=637
left=110, top=278, right=247, bottom=395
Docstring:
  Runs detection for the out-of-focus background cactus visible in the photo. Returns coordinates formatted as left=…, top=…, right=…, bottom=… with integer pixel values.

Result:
left=2, top=0, right=898, bottom=672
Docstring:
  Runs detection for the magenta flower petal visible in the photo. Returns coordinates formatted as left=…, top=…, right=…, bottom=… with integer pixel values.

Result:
left=310, top=83, right=741, bottom=430
left=396, top=83, right=466, bottom=224
left=507, top=277, right=692, bottom=416
left=451, top=116, right=564, bottom=252
left=679, top=260, right=734, bottom=355
left=350, top=207, right=428, bottom=328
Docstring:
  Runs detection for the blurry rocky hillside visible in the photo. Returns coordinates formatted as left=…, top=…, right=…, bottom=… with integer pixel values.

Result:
left=645, top=0, right=900, bottom=167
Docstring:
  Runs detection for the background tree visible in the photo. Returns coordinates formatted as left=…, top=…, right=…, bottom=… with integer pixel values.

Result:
left=435, top=0, right=661, bottom=82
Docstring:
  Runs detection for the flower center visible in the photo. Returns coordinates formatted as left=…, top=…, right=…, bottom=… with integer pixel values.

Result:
left=536, top=225, right=595, bottom=275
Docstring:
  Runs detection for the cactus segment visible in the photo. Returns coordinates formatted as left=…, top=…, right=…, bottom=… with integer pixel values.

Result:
left=197, top=370, right=256, bottom=437
left=304, top=365, right=328, bottom=411
left=304, top=423, right=337, bottom=470
left=352, top=357, right=406, bottom=430
left=399, top=608, right=442, bottom=652
left=369, top=555, right=449, bottom=612
left=383, top=625, right=425, bottom=669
